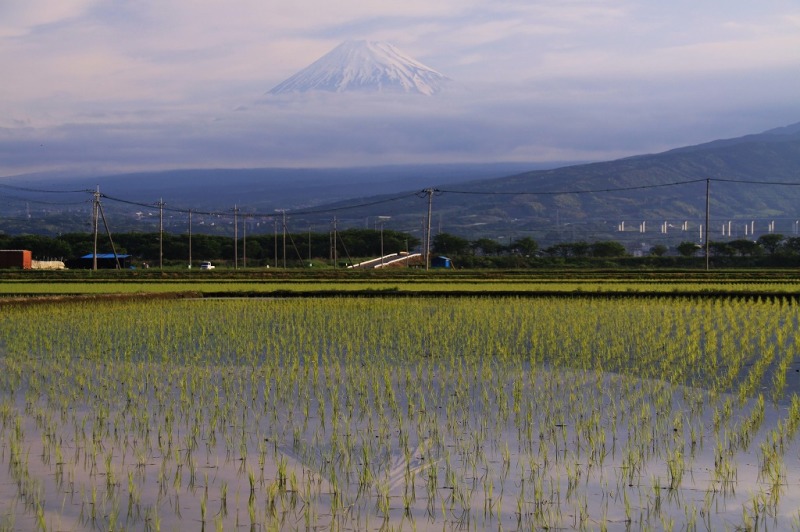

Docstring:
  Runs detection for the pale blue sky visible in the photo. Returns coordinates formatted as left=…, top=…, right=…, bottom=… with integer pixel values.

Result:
left=1, top=0, right=799, bottom=176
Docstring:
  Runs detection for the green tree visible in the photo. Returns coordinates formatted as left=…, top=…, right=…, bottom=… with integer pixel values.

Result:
left=544, top=243, right=571, bottom=258
left=472, top=238, right=504, bottom=256
left=245, top=240, right=264, bottom=261
left=781, top=237, right=800, bottom=256
left=9, top=234, right=75, bottom=259
left=728, top=239, right=761, bottom=257
left=8, top=235, right=43, bottom=259
left=510, top=237, right=538, bottom=256
left=192, top=234, right=223, bottom=261
left=709, top=241, right=734, bottom=257
left=590, top=241, right=627, bottom=257
left=757, top=234, right=784, bottom=256
left=570, top=241, right=591, bottom=257
left=649, top=244, right=668, bottom=257
left=432, top=233, right=470, bottom=256
left=383, top=230, right=418, bottom=255
left=544, top=241, right=590, bottom=258
left=335, top=229, right=370, bottom=257
left=676, top=241, right=701, bottom=257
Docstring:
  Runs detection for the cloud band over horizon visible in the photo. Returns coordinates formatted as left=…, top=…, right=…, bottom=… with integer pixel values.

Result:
left=1, top=0, right=799, bottom=177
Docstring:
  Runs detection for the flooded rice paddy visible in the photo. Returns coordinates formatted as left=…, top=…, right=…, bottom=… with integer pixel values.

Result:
left=1, top=296, right=799, bottom=530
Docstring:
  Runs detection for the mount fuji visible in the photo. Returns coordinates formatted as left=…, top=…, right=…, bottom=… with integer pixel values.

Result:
left=268, top=40, right=450, bottom=96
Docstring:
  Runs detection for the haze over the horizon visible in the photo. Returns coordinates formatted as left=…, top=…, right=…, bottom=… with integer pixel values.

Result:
left=1, top=1, right=799, bottom=178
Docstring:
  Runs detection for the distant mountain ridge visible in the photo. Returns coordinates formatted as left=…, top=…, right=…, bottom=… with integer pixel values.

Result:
left=268, top=40, right=450, bottom=95
left=3, top=122, right=800, bottom=245
left=294, top=122, right=800, bottom=242
left=1, top=161, right=555, bottom=214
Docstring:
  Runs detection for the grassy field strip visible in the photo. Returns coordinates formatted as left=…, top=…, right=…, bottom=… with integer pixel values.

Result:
left=2, top=279, right=800, bottom=296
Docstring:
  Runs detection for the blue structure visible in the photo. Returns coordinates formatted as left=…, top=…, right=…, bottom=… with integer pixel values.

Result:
left=69, top=253, right=132, bottom=269
left=431, top=256, right=452, bottom=268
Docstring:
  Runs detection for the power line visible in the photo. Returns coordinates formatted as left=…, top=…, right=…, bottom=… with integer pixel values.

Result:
left=5, top=177, right=800, bottom=238
left=99, top=193, right=221, bottom=216
left=14, top=177, right=799, bottom=223
left=285, top=192, right=420, bottom=216
left=5, top=177, right=800, bottom=217
left=712, top=178, right=800, bottom=186
left=97, top=190, right=421, bottom=219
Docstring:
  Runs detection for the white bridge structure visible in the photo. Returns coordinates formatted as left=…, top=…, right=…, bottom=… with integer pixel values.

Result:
left=347, top=252, right=421, bottom=269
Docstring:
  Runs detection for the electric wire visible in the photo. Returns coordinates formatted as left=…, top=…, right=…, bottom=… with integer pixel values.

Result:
left=4, top=177, right=800, bottom=228
left=711, top=178, right=800, bottom=186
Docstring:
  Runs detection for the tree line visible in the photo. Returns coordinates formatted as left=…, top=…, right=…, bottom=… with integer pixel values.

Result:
left=4, top=228, right=800, bottom=268
left=0, top=229, right=420, bottom=266
left=431, top=232, right=800, bottom=268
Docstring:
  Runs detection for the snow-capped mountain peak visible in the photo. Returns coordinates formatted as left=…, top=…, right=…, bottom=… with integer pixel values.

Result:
left=268, top=40, right=450, bottom=96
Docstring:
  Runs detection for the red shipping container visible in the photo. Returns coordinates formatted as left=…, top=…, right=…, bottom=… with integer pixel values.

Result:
left=0, top=250, right=32, bottom=269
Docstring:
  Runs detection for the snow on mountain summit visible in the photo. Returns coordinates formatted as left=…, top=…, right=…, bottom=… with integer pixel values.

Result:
left=268, top=40, right=450, bottom=96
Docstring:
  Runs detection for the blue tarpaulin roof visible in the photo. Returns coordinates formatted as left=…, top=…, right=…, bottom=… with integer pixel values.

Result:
left=80, top=254, right=131, bottom=259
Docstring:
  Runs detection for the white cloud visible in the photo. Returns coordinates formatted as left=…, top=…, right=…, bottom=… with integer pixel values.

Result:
left=0, top=0, right=799, bottom=177
left=0, top=0, right=97, bottom=37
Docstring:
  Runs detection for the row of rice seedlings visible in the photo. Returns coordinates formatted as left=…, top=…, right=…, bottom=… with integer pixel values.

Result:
left=0, top=300, right=728, bottom=532
left=0, top=295, right=799, bottom=529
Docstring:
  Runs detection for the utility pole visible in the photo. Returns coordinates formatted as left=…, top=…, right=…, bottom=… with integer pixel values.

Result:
left=90, top=186, right=121, bottom=270
left=188, top=209, right=192, bottom=269
left=92, top=186, right=100, bottom=271
left=378, top=216, right=391, bottom=267
left=282, top=210, right=287, bottom=269
left=333, top=217, right=338, bottom=268
left=97, top=199, right=121, bottom=270
left=233, top=205, right=239, bottom=270
left=423, top=188, right=436, bottom=271
left=275, top=209, right=287, bottom=268
left=242, top=214, right=247, bottom=268
left=157, top=198, right=165, bottom=270
left=705, top=179, right=710, bottom=271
